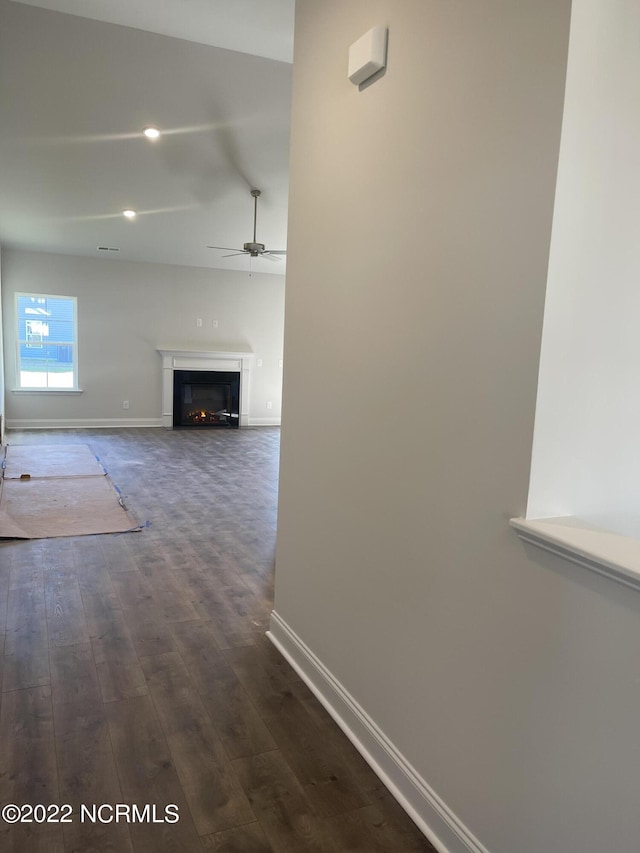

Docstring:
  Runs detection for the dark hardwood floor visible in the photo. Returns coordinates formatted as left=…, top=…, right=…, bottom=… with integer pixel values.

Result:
left=0, top=427, right=435, bottom=852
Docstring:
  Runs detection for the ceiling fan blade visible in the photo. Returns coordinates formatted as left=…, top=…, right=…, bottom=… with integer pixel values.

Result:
left=266, top=250, right=287, bottom=255
left=206, top=245, right=244, bottom=252
left=260, top=252, right=282, bottom=262
left=222, top=252, right=248, bottom=258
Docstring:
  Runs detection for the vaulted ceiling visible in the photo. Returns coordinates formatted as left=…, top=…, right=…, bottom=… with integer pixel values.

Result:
left=0, top=0, right=294, bottom=274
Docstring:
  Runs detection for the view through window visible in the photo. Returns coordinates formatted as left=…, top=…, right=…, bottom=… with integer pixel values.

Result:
left=16, top=294, right=77, bottom=389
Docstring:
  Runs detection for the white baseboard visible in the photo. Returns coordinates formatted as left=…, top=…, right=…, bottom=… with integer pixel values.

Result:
left=6, top=417, right=279, bottom=430
left=5, top=418, right=164, bottom=430
left=268, top=611, right=490, bottom=853
left=248, top=417, right=281, bottom=426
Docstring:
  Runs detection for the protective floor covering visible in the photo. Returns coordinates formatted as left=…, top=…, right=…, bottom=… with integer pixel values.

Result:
left=3, top=443, right=105, bottom=479
left=0, top=444, right=139, bottom=539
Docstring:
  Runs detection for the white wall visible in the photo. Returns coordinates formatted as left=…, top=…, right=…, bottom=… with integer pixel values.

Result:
left=1, top=248, right=284, bottom=426
left=273, top=2, right=640, bottom=851
left=527, top=0, right=640, bottom=537
left=0, top=245, right=4, bottom=439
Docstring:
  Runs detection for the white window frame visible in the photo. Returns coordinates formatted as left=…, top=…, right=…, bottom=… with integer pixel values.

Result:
left=16, top=293, right=79, bottom=391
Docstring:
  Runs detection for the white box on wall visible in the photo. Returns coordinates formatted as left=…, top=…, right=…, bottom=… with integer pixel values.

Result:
left=348, top=26, right=388, bottom=86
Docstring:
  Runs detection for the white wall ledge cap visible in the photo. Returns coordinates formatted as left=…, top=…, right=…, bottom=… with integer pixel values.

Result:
left=10, top=388, right=83, bottom=394
left=510, top=516, right=640, bottom=592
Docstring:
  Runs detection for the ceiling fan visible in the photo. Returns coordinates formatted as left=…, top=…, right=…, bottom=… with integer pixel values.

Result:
left=207, top=189, right=286, bottom=262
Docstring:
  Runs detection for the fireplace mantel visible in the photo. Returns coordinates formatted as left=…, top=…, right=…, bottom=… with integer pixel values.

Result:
left=158, top=348, right=253, bottom=428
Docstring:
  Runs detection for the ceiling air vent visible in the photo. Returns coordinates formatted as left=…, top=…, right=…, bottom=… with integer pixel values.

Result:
left=97, top=246, right=120, bottom=252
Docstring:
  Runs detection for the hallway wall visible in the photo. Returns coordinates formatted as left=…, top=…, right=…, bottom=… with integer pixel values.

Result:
left=273, top=2, right=640, bottom=851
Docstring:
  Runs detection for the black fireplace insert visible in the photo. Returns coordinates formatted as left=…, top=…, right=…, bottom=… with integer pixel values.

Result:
left=173, top=370, right=240, bottom=428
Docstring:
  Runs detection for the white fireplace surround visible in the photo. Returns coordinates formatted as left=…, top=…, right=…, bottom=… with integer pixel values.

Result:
left=158, top=348, right=253, bottom=429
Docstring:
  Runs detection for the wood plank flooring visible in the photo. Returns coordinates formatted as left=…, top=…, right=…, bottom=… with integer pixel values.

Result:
left=0, top=427, right=435, bottom=852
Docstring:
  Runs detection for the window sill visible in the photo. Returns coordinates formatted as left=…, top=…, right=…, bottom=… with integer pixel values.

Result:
left=510, top=516, right=640, bottom=592
left=11, top=388, right=83, bottom=394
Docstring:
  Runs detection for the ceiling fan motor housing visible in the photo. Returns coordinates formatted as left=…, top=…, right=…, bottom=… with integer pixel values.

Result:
left=244, top=242, right=266, bottom=256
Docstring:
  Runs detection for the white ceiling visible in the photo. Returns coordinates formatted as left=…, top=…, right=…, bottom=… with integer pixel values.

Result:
left=0, top=0, right=294, bottom=274
left=10, top=0, right=295, bottom=63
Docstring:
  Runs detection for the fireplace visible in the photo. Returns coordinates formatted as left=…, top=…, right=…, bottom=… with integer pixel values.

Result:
left=158, top=349, right=253, bottom=429
left=173, top=370, right=240, bottom=428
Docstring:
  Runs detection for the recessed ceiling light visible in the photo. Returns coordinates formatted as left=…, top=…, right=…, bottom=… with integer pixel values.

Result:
left=142, top=126, right=160, bottom=139
left=122, top=209, right=137, bottom=219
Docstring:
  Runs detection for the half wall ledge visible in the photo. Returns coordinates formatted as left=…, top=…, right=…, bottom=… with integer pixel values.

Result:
left=510, top=516, right=640, bottom=593
left=157, top=348, right=254, bottom=429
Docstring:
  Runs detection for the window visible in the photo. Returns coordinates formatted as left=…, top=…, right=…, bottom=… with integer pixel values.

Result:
left=16, top=294, right=78, bottom=389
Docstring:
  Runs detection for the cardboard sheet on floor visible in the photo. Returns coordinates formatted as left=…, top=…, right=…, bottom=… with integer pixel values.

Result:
left=3, top=444, right=104, bottom=479
left=0, top=444, right=138, bottom=539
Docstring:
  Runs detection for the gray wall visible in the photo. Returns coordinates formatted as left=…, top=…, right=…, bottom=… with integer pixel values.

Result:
left=1, top=248, right=284, bottom=426
left=274, top=1, right=640, bottom=851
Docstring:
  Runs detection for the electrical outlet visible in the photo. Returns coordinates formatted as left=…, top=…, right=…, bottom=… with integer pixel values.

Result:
left=279, top=359, right=283, bottom=368
left=266, top=401, right=272, bottom=410
left=196, top=318, right=202, bottom=327
left=212, top=319, right=219, bottom=328
left=123, top=400, right=129, bottom=410
left=257, top=359, right=263, bottom=367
